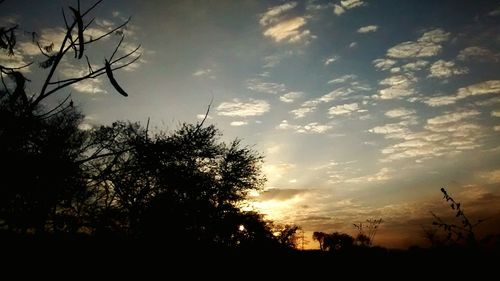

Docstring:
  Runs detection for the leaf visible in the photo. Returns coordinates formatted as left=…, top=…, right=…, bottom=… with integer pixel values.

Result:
left=450, top=203, right=455, bottom=210
left=43, top=43, right=54, bottom=53
left=69, top=7, right=84, bottom=59
left=105, top=59, right=128, bottom=97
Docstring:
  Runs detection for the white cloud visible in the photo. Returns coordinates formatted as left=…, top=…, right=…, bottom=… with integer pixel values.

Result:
left=349, top=42, right=358, bottom=48
left=328, top=74, right=357, bottom=84
left=369, top=123, right=409, bottom=136
left=193, top=68, right=212, bottom=76
left=457, top=46, right=499, bottom=62
left=280, top=91, right=303, bottom=103
left=263, top=17, right=314, bottom=44
left=230, top=121, right=248, bottom=127
left=58, top=62, right=106, bottom=94
left=373, top=58, right=397, bottom=71
left=345, top=168, right=392, bottom=183
left=428, top=60, right=468, bottom=79
left=423, top=95, right=459, bottom=107
left=324, top=55, right=339, bottom=66
left=247, top=79, right=286, bottom=94
left=357, top=25, right=378, bottom=33
left=377, top=74, right=417, bottom=99
left=333, top=4, right=345, bottom=15
left=387, top=29, right=450, bottom=59
left=328, top=103, right=360, bottom=116
left=491, top=110, right=500, bottom=117
left=259, top=2, right=298, bottom=26
left=457, top=80, right=500, bottom=99
left=217, top=99, right=270, bottom=117
left=385, top=108, right=416, bottom=118
left=495, top=126, right=500, bottom=131
left=401, top=60, right=429, bottom=71
left=290, top=107, right=316, bottom=119
left=427, top=109, right=480, bottom=125
left=196, top=114, right=213, bottom=120
left=276, top=120, right=332, bottom=134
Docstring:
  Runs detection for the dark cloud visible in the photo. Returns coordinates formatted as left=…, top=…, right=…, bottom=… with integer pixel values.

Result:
left=258, top=188, right=308, bottom=201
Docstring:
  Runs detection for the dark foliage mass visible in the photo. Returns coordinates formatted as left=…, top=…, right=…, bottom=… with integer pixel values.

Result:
left=0, top=0, right=299, bottom=254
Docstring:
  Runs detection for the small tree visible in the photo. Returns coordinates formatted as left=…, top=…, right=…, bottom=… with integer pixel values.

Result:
left=353, top=218, right=383, bottom=247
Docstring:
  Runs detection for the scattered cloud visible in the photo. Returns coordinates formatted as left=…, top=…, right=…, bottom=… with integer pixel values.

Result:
left=492, top=110, right=500, bottom=117
left=427, top=109, right=480, bottom=125
left=373, top=58, right=397, bottom=71
left=324, top=55, right=339, bottom=66
left=357, top=25, right=378, bottom=33
left=193, top=68, right=212, bottom=76
left=263, top=17, right=313, bottom=44
left=456, top=80, right=500, bottom=99
left=230, top=121, right=248, bottom=126
left=387, top=28, right=450, bottom=58
left=280, top=91, right=303, bottom=103
left=376, top=74, right=417, bottom=99
left=290, top=106, right=316, bottom=118
left=385, top=108, right=416, bottom=119
left=345, top=168, right=393, bottom=183
left=334, top=0, right=366, bottom=16
left=428, top=60, right=468, bottom=79
left=247, top=78, right=286, bottom=94
left=328, top=74, right=357, bottom=84
left=277, top=120, right=332, bottom=134
left=259, top=2, right=298, bottom=26
left=423, top=95, right=459, bottom=107
left=328, top=103, right=360, bottom=116
left=457, top=46, right=499, bottom=62
left=258, top=188, right=308, bottom=201
left=401, top=60, right=429, bottom=71
left=217, top=99, right=270, bottom=117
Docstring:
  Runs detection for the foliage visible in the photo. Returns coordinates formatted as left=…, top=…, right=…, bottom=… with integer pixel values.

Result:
left=429, top=188, right=484, bottom=247
left=353, top=218, right=383, bottom=247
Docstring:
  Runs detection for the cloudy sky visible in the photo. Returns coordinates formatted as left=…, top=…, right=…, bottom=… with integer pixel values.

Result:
left=2, top=0, right=500, bottom=248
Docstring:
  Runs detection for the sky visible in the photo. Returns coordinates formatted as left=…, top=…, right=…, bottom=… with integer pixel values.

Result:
left=1, top=0, right=500, bottom=249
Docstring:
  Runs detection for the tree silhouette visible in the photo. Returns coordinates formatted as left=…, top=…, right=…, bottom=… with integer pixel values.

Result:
left=313, top=231, right=327, bottom=251
left=323, top=232, right=354, bottom=253
left=0, top=0, right=138, bottom=234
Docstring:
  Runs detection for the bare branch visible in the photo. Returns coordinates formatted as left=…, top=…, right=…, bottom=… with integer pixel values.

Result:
left=84, top=17, right=130, bottom=45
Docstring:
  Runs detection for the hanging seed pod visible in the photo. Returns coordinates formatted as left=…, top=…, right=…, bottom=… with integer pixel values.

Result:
left=105, top=59, right=128, bottom=97
left=69, top=7, right=84, bottom=59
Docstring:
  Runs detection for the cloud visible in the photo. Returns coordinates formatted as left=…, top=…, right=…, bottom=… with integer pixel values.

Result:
left=428, top=60, right=468, bottom=79
left=259, top=2, right=298, bottom=26
left=457, top=80, right=500, bottom=99
left=258, top=188, right=308, bottom=201
left=401, top=60, right=429, bottom=71
left=357, top=25, right=378, bottom=33
left=387, top=28, right=450, bottom=58
left=488, top=7, right=500, bottom=16
left=290, top=107, right=316, bottom=118
left=216, top=99, right=270, bottom=117
left=334, top=0, right=366, bottom=15
left=193, top=68, right=212, bottom=76
left=423, top=80, right=500, bottom=107
left=58, top=62, right=106, bottom=94
left=324, top=55, right=339, bottom=66
left=277, top=120, right=332, bottom=134
left=280, top=91, right=303, bottom=103
left=349, top=42, right=358, bottom=48
left=423, top=95, right=459, bottom=107
left=247, top=78, right=286, bottom=94
left=373, top=58, right=397, bottom=71
left=376, top=74, right=417, bottom=99
left=457, top=46, right=499, bottom=62
left=369, top=122, right=410, bottom=136
left=479, top=169, right=500, bottom=184
left=345, top=168, right=392, bottom=183
left=385, top=108, right=416, bottom=118
left=427, top=109, right=480, bottom=125
left=230, top=121, right=248, bottom=127
left=328, top=74, right=357, bottom=84
left=328, top=103, right=360, bottom=116
left=263, top=17, right=313, bottom=43
left=196, top=114, right=213, bottom=120
left=492, top=110, right=500, bottom=117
